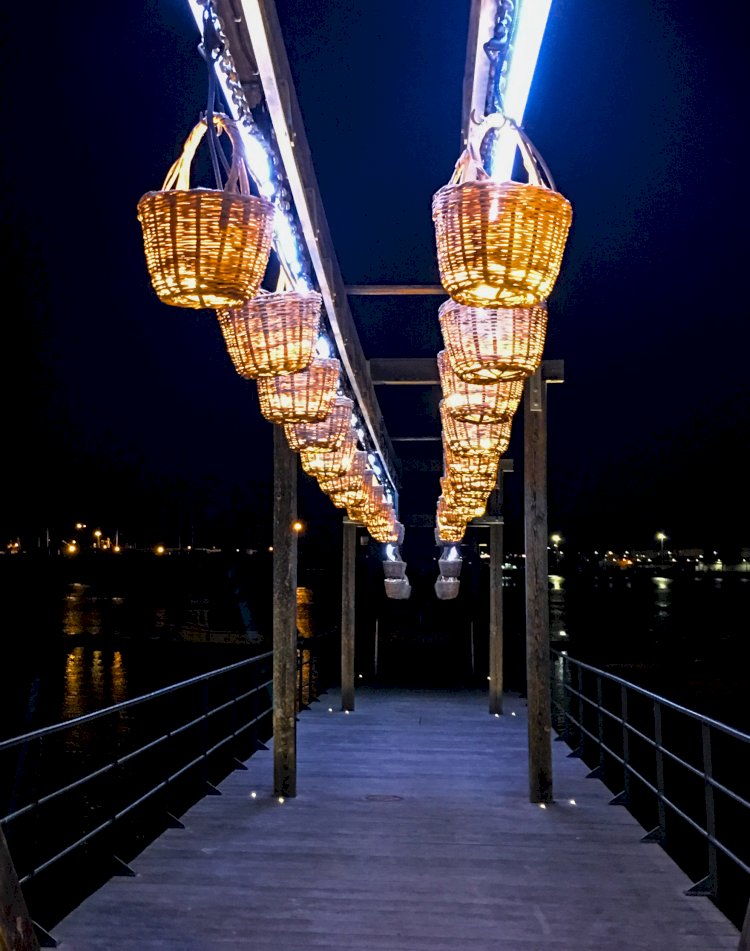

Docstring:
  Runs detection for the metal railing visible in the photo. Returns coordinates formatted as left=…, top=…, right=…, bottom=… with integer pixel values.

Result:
left=551, top=650, right=750, bottom=925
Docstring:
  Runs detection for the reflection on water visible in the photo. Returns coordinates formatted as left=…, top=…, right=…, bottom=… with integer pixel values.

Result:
left=63, top=647, right=129, bottom=720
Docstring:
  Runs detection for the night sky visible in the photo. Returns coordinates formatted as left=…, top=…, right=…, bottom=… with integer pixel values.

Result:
left=1, top=0, right=747, bottom=555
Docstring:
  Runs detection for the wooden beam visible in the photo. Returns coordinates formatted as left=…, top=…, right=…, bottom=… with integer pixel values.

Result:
left=346, top=285, right=446, bottom=296
left=523, top=369, right=553, bottom=804
left=220, top=0, right=399, bottom=498
left=390, top=436, right=442, bottom=443
left=272, top=426, right=297, bottom=798
left=369, top=358, right=439, bottom=385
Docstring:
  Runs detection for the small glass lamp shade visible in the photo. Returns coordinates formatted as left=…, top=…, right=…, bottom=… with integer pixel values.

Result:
left=284, top=396, right=353, bottom=452
left=257, top=357, right=340, bottom=424
left=440, top=402, right=512, bottom=457
left=438, top=351, right=524, bottom=424
left=216, top=290, right=321, bottom=379
left=439, top=299, right=547, bottom=383
left=300, top=429, right=357, bottom=479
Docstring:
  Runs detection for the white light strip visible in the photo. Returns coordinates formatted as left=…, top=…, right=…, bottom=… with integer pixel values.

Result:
left=235, top=0, right=398, bottom=498
left=489, top=0, right=553, bottom=180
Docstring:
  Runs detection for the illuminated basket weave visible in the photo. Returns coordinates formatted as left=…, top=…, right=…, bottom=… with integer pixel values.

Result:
left=300, top=429, right=357, bottom=479
left=348, top=479, right=384, bottom=524
left=438, top=350, right=524, bottom=423
left=285, top=396, right=353, bottom=452
left=216, top=290, right=321, bottom=379
left=440, top=402, right=512, bottom=457
left=137, top=115, right=275, bottom=309
left=318, top=451, right=368, bottom=507
left=436, top=523, right=465, bottom=544
left=257, top=358, right=340, bottom=424
left=439, top=480, right=486, bottom=519
left=442, top=436, right=500, bottom=478
left=437, top=496, right=469, bottom=530
left=439, top=299, right=547, bottom=383
left=432, top=116, right=571, bottom=308
left=435, top=577, right=460, bottom=600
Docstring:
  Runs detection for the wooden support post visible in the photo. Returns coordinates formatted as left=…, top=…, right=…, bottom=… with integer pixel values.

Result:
left=524, top=369, right=553, bottom=803
left=341, top=520, right=357, bottom=711
left=489, top=521, right=504, bottom=715
left=0, top=826, right=39, bottom=950
left=273, top=425, right=297, bottom=798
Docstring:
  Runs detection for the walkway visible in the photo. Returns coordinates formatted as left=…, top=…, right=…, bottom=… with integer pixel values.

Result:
left=54, top=687, right=739, bottom=950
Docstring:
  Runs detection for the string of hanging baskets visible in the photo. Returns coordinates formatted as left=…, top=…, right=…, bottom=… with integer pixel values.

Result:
left=438, top=350, right=524, bottom=423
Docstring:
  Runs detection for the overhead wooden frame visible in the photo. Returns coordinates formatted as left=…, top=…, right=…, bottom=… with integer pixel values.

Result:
left=213, top=0, right=399, bottom=502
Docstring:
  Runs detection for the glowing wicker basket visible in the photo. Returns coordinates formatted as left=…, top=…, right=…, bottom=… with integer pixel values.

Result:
left=383, top=559, right=407, bottom=579
left=318, top=451, right=368, bottom=507
left=435, top=577, right=460, bottom=600
left=440, top=402, right=512, bottom=457
left=436, top=524, right=465, bottom=544
left=442, top=437, right=500, bottom=478
left=137, top=115, right=275, bottom=309
left=439, top=480, right=486, bottom=519
left=257, top=358, right=340, bottom=424
left=216, top=290, right=321, bottom=379
left=438, top=350, right=524, bottom=423
left=285, top=396, right=353, bottom=452
left=436, top=497, right=469, bottom=534
left=439, top=299, right=547, bottom=383
left=438, top=557, right=462, bottom=579
left=300, top=429, right=357, bottom=479
left=348, top=479, right=384, bottom=524
left=432, top=115, right=572, bottom=308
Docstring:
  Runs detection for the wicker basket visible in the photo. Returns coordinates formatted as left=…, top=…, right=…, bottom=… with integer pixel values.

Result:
left=300, top=429, right=357, bottom=479
left=440, top=401, right=512, bottom=457
left=216, top=290, right=321, bottom=379
left=384, top=577, right=411, bottom=600
left=438, top=557, right=462, bottom=579
left=442, top=437, right=500, bottom=478
left=318, top=451, right=368, bottom=506
left=285, top=396, right=353, bottom=452
left=439, top=480, right=486, bottom=519
left=432, top=115, right=572, bottom=309
left=383, top=559, right=407, bottom=579
left=137, top=115, right=275, bottom=309
left=436, top=496, right=470, bottom=533
left=439, top=299, right=547, bottom=383
left=436, top=524, right=466, bottom=544
left=438, top=350, right=524, bottom=423
left=257, top=357, right=340, bottom=424
left=435, top=577, right=460, bottom=600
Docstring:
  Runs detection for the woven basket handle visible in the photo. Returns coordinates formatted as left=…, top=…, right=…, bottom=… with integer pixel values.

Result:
left=453, top=112, right=558, bottom=191
left=161, top=114, right=253, bottom=195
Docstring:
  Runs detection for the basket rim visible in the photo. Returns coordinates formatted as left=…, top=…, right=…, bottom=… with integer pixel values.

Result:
left=137, top=188, right=275, bottom=210
left=433, top=177, right=571, bottom=206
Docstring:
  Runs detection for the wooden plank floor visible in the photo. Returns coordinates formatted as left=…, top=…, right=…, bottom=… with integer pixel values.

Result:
left=54, top=687, right=739, bottom=950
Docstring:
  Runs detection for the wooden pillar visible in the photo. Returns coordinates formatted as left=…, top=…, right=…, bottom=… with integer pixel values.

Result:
left=524, top=369, right=553, bottom=803
left=0, top=826, right=39, bottom=950
left=273, top=425, right=297, bottom=798
left=488, top=521, right=504, bottom=714
left=341, top=519, right=357, bottom=711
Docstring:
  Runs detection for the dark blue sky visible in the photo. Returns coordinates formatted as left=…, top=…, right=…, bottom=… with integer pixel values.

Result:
left=1, top=0, right=747, bottom=553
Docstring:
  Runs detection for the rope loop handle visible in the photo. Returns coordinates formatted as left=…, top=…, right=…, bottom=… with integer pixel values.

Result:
left=450, top=111, right=558, bottom=191
left=161, top=114, right=254, bottom=196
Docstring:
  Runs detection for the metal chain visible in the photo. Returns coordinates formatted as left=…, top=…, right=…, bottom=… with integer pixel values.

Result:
left=483, top=0, right=515, bottom=116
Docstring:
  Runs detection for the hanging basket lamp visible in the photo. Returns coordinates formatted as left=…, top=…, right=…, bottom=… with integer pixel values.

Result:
left=440, top=402, right=512, bottom=457
left=300, top=429, right=357, bottom=479
left=137, top=114, right=275, bottom=309
left=438, top=351, right=524, bottom=423
left=439, top=481, right=486, bottom=519
left=216, top=288, right=321, bottom=379
left=285, top=396, right=354, bottom=452
left=257, top=357, right=340, bottom=424
left=435, top=577, right=460, bottom=600
left=383, top=559, right=407, bottom=580
left=317, top=451, right=368, bottom=507
left=432, top=113, right=572, bottom=309
left=384, top=577, right=411, bottom=600
left=442, top=436, right=500, bottom=478
left=436, top=523, right=466, bottom=544
left=438, top=556, right=462, bottom=579
left=439, top=299, right=547, bottom=383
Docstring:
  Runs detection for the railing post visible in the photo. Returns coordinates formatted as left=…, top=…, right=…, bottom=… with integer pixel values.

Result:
left=685, top=722, right=718, bottom=897
left=621, top=684, right=631, bottom=803
left=597, top=675, right=606, bottom=774
left=643, top=700, right=667, bottom=843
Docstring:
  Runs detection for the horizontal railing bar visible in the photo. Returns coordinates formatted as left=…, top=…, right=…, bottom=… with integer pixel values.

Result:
left=0, top=651, right=274, bottom=752
left=552, top=651, right=750, bottom=742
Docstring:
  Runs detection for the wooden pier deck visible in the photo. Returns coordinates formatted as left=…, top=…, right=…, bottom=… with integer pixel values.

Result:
left=54, top=687, right=739, bottom=950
